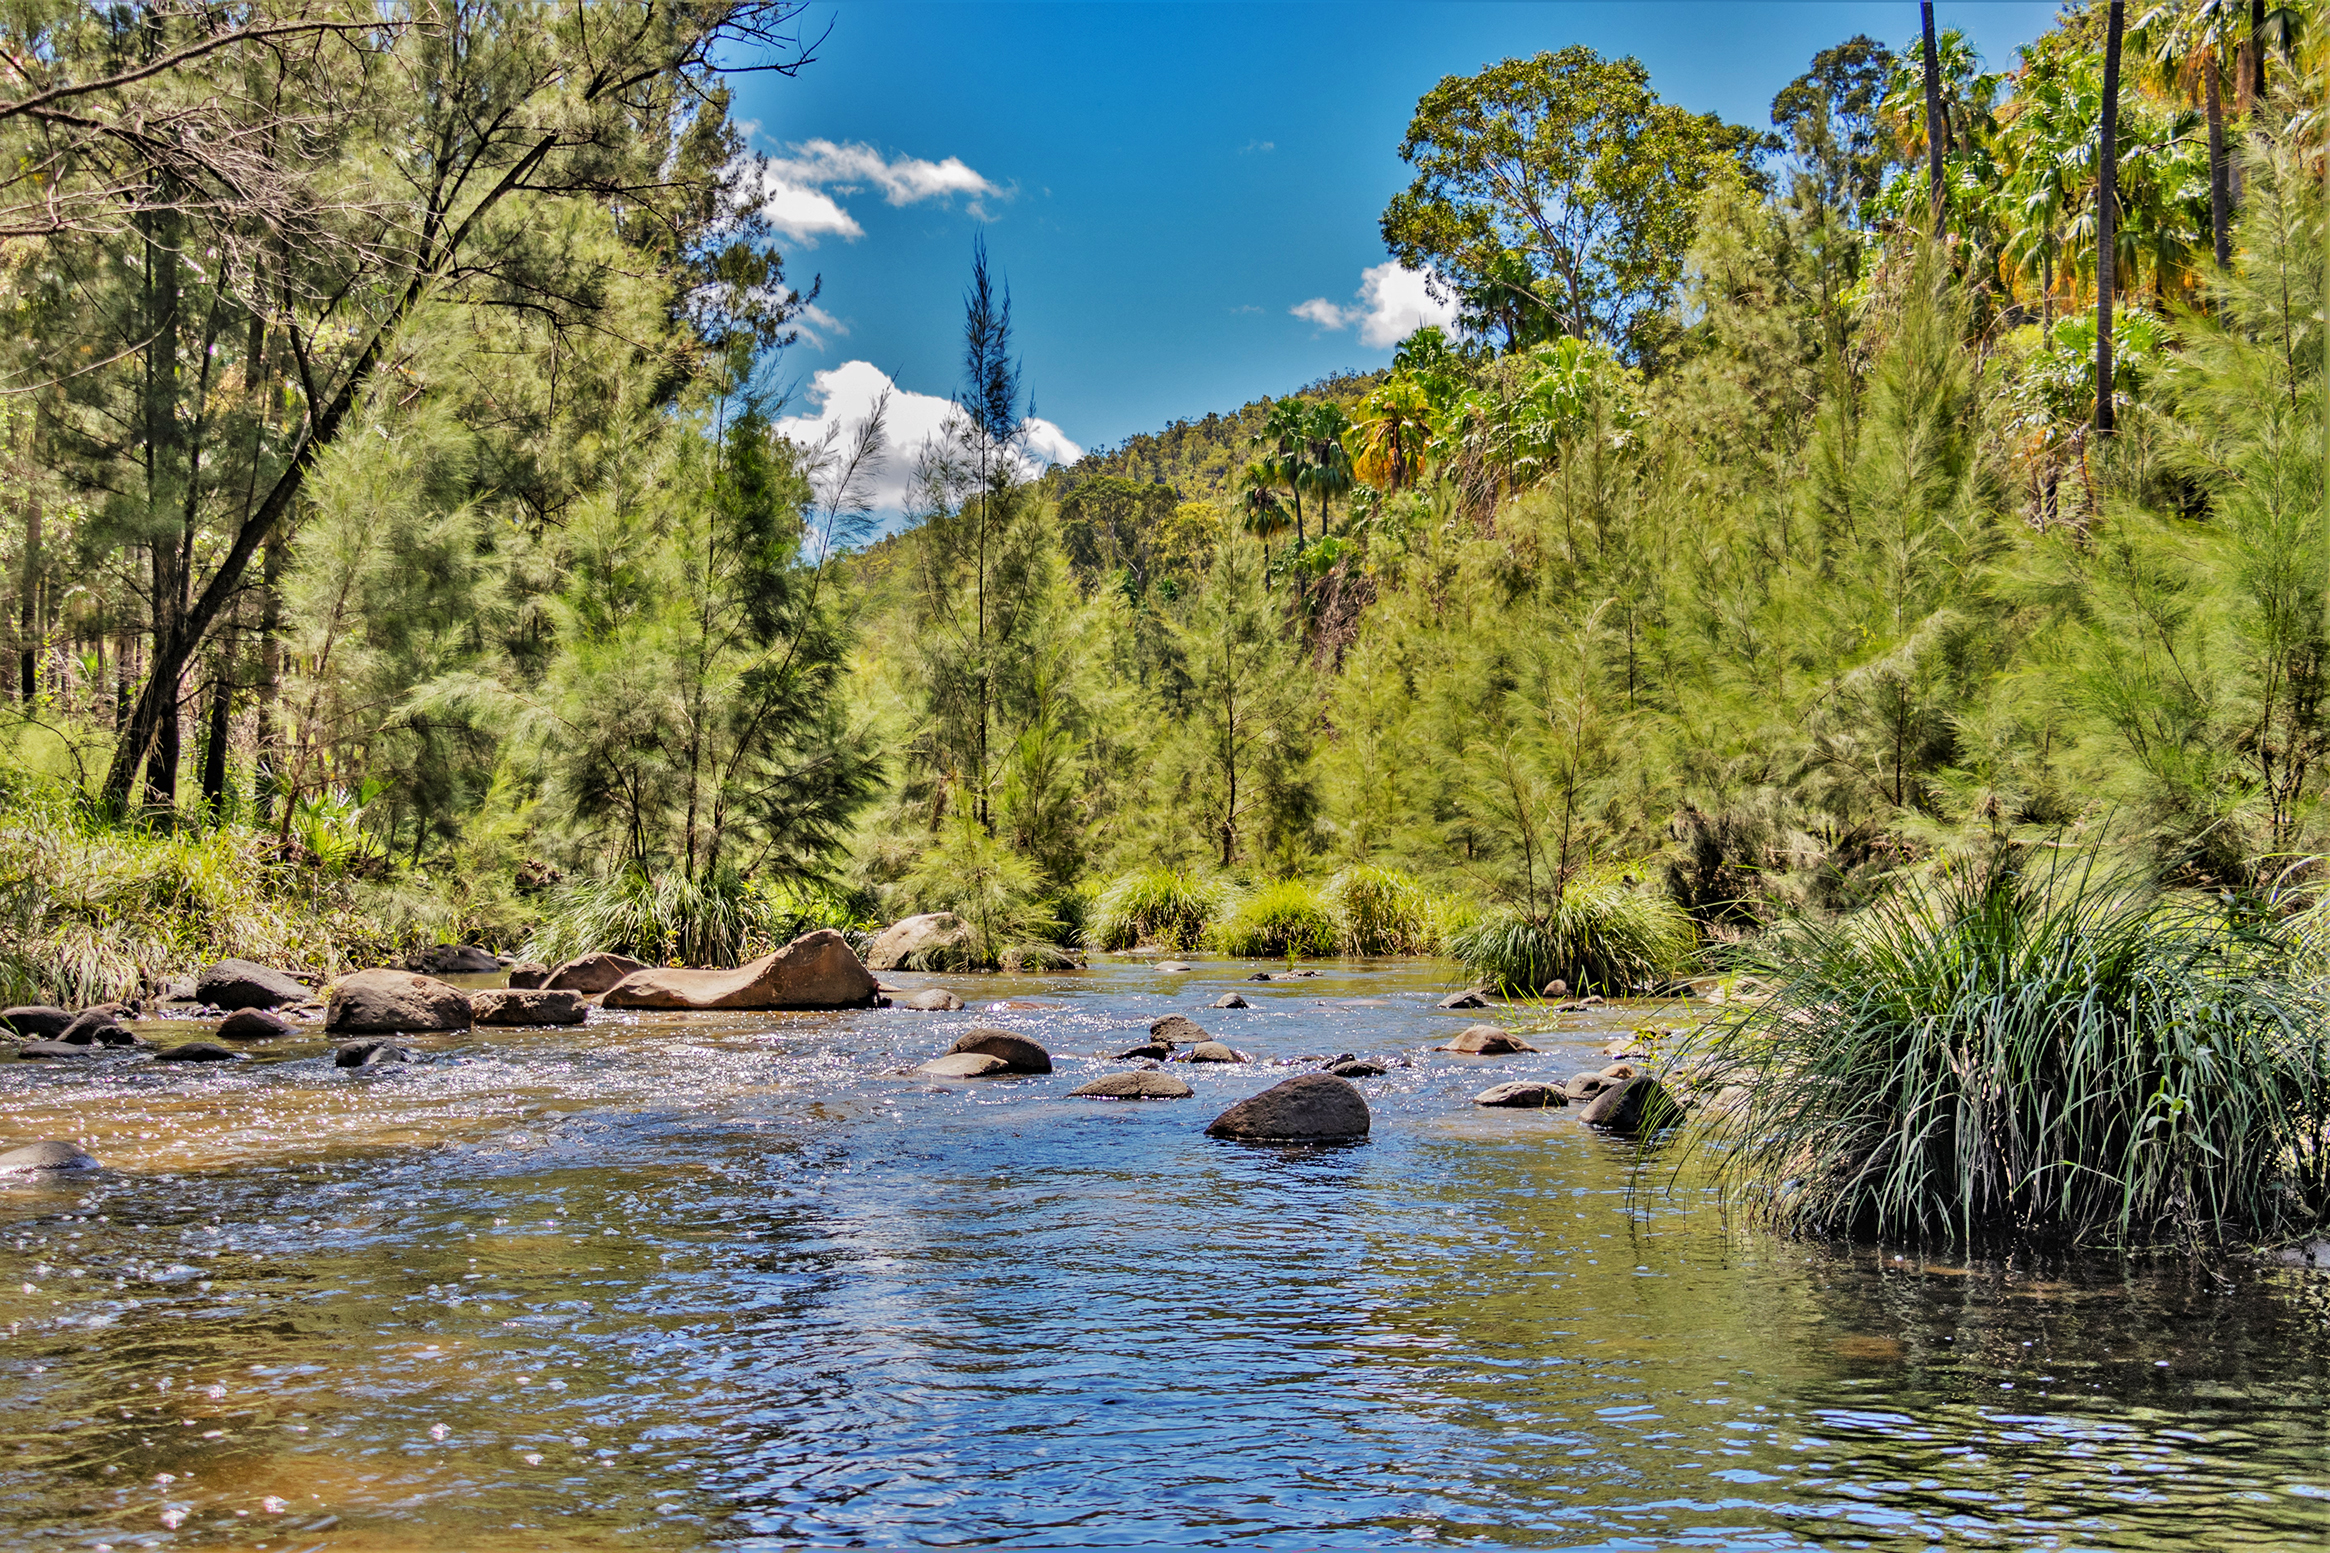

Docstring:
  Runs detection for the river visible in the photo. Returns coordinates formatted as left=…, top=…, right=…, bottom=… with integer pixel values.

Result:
left=1, top=957, right=2324, bottom=1549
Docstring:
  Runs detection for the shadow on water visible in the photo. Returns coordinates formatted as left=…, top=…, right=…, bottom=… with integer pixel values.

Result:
left=0, top=955, right=2322, bottom=1548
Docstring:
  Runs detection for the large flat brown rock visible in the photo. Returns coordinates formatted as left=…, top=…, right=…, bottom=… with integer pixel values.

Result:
left=600, top=929, right=876, bottom=1011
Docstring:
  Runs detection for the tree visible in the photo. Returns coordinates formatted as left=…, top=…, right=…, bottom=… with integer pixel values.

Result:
left=2098, top=0, right=2127, bottom=436
left=5, top=1, right=819, bottom=814
left=1168, top=541, right=1315, bottom=868
left=1921, top=2, right=1950, bottom=228
left=1380, top=47, right=1768, bottom=365
left=2133, top=0, right=2245, bottom=269
left=1771, top=34, right=1899, bottom=225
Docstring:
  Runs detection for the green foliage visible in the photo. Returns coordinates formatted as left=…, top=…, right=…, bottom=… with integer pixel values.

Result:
left=1448, top=873, right=1696, bottom=994
left=1323, top=865, right=1441, bottom=956
left=1211, top=879, right=1337, bottom=958
left=1087, top=867, right=1225, bottom=951
left=1685, top=848, right=2330, bottom=1247
left=524, top=867, right=765, bottom=970
left=899, top=809, right=1077, bottom=971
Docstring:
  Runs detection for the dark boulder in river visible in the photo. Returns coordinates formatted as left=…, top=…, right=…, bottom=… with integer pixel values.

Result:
left=333, top=1039, right=412, bottom=1068
left=946, top=1028, right=1052, bottom=1074
left=1437, top=988, right=1492, bottom=1009
left=1070, top=1071, right=1193, bottom=1099
left=1473, top=1081, right=1567, bottom=1109
left=1577, top=1075, right=1680, bottom=1134
left=195, top=958, right=309, bottom=1010
left=218, top=1009, right=297, bottom=1041
left=409, top=944, right=499, bottom=975
left=58, top=1009, right=131, bottom=1046
left=1325, top=1058, right=1388, bottom=1079
left=17, top=1040, right=95, bottom=1059
left=154, top=1041, right=239, bottom=1063
left=1186, top=1041, right=1246, bottom=1063
left=1114, top=1041, right=1173, bottom=1061
left=1210, top=993, right=1250, bottom=1009
left=0, top=1006, right=72, bottom=1039
left=601, top=930, right=876, bottom=1011
left=468, top=988, right=588, bottom=1027
left=1439, top=1025, right=1538, bottom=1054
left=504, top=961, right=551, bottom=990
left=0, top=1140, right=97, bottom=1172
left=544, top=952, right=646, bottom=994
left=1206, top=1073, right=1370, bottom=1143
left=327, top=970, right=474, bottom=1034
left=917, top=1051, right=1007, bottom=1078
left=1149, top=1014, right=1208, bottom=1046
left=863, top=912, right=971, bottom=971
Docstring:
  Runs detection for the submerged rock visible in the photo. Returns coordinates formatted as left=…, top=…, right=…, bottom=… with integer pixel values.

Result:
left=0, top=1006, right=73, bottom=1040
left=195, top=958, right=310, bottom=1011
left=1565, top=1071, right=1617, bottom=1102
left=917, top=1051, right=1007, bottom=1078
left=1155, top=960, right=1192, bottom=973
left=154, top=1041, right=239, bottom=1063
left=1325, top=1058, right=1388, bottom=1079
left=863, top=912, right=971, bottom=972
left=1541, top=979, right=1569, bottom=999
left=1114, top=1041, right=1173, bottom=1061
left=1210, top=993, right=1251, bottom=1009
left=218, top=1009, right=297, bottom=1041
left=1206, top=1073, right=1370, bottom=1143
left=333, top=1039, right=412, bottom=1068
left=945, top=1029, right=1052, bottom=1074
left=1186, top=1041, right=1246, bottom=1063
left=1070, top=1070, right=1194, bottom=1100
left=1577, top=1075, right=1680, bottom=1134
left=1473, top=1081, right=1568, bottom=1109
left=17, top=1040, right=95, bottom=1060
left=0, top=1140, right=98, bottom=1172
left=899, top=988, right=965, bottom=1012
left=504, top=962, right=551, bottom=990
left=58, top=1009, right=128, bottom=1046
left=327, top=970, right=474, bottom=1034
left=1437, top=988, right=1492, bottom=1009
left=544, top=952, right=647, bottom=995
left=601, top=930, right=876, bottom=1011
left=1439, top=1025, right=1538, bottom=1055
left=469, top=988, right=589, bottom=1027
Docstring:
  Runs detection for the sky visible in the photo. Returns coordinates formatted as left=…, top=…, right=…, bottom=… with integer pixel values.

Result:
left=737, top=2, right=2063, bottom=503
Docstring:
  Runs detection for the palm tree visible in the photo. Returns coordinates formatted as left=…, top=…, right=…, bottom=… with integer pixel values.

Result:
left=1235, top=459, right=1293, bottom=586
left=1250, top=399, right=1313, bottom=545
left=2097, top=0, right=2126, bottom=436
left=1345, top=376, right=1434, bottom=493
left=2133, top=0, right=2243, bottom=268
left=1299, top=401, right=1354, bottom=536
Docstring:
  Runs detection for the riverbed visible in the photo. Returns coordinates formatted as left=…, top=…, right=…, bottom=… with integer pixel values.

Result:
left=1, top=957, right=2324, bottom=1550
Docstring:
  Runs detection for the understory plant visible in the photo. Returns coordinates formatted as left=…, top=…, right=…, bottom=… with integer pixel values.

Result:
left=1324, top=865, right=1440, bottom=955
left=1086, top=867, right=1225, bottom=951
left=524, top=866, right=775, bottom=967
left=1683, top=846, right=2330, bottom=1248
left=1211, top=879, right=1336, bottom=958
left=1448, top=871, right=1694, bottom=994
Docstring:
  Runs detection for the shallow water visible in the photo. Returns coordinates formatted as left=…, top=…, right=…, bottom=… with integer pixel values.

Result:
left=1, top=958, right=2324, bottom=1550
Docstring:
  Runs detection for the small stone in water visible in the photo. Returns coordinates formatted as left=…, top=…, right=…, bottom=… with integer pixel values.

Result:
left=429, top=1422, right=448, bottom=1440
left=262, top=1496, right=288, bottom=1513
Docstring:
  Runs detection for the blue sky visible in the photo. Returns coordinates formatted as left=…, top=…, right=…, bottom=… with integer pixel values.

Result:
left=738, top=2, right=2060, bottom=493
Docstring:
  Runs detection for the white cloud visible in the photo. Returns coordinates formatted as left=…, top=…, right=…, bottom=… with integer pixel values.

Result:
left=754, top=139, right=1002, bottom=244
left=774, top=360, right=1083, bottom=524
left=1290, top=261, right=1460, bottom=349
left=790, top=302, right=848, bottom=351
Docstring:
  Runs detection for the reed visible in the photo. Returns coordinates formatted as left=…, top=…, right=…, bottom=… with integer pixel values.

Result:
left=1323, top=865, right=1440, bottom=955
left=1448, top=872, right=1694, bottom=994
left=1211, top=879, right=1337, bottom=958
left=1086, top=867, right=1225, bottom=951
left=1683, top=847, right=2330, bottom=1248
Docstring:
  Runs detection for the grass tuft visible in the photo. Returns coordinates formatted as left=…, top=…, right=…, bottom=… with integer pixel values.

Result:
left=1324, top=865, right=1439, bottom=955
left=1448, top=872, right=1695, bottom=994
left=1682, top=846, right=2330, bottom=1248
left=1211, top=880, right=1337, bottom=958
left=1087, top=867, right=1224, bottom=952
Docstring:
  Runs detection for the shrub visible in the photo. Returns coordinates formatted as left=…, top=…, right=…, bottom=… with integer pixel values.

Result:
left=1211, top=879, right=1337, bottom=958
left=1324, top=865, right=1438, bottom=955
left=1448, top=872, right=1694, bottom=994
left=525, top=867, right=774, bottom=967
left=893, top=811, right=1078, bottom=971
left=1086, top=867, right=1224, bottom=951
left=1683, top=847, right=2330, bottom=1248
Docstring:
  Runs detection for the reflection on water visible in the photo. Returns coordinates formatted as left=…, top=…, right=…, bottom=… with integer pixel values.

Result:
left=0, top=958, right=2323, bottom=1549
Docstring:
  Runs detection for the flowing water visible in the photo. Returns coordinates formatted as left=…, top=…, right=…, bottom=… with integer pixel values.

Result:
left=0, top=958, right=2324, bottom=1551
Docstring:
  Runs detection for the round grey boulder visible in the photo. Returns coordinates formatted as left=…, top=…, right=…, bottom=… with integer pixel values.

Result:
left=195, top=958, right=310, bottom=1011
left=1210, top=993, right=1251, bottom=1009
left=1155, top=960, right=1192, bottom=973
left=1150, top=1014, right=1208, bottom=1045
left=1578, top=1075, right=1681, bottom=1134
left=1206, top=1073, right=1371, bottom=1143
left=900, top=987, right=965, bottom=1012
left=1473, top=1081, right=1568, bottom=1109
left=1565, top=1070, right=1618, bottom=1102
left=1069, top=1071, right=1194, bottom=1099
left=1440, top=1025, right=1539, bottom=1055
left=544, top=952, right=647, bottom=995
left=218, top=1009, right=297, bottom=1041
left=1186, top=1041, right=1246, bottom=1063
left=1325, top=1057, right=1387, bottom=1079
left=864, top=912, right=972, bottom=971
left=1, top=1006, right=73, bottom=1040
left=0, top=1140, right=98, bottom=1172
left=1114, top=1041, right=1173, bottom=1061
left=946, top=1028, right=1052, bottom=1074
left=918, top=1051, right=1007, bottom=1078
left=327, top=969, right=474, bottom=1034
left=504, top=961, right=551, bottom=990
left=1437, top=988, right=1492, bottom=1009
left=410, top=944, right=499, bottom=975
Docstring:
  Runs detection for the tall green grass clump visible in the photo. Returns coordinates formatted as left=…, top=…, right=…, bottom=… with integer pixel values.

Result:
left=525, top=867, right=769, bottom=967
left=1448, top=872, right=1694, bottom=994
left=1211, top=880, right=1337, bottom=958
left=1686, top=848, right=2330, bottom=1248
left=1086, top=867, right=1224, bottom=951
left=1324, top=865, right=1439, bottom=955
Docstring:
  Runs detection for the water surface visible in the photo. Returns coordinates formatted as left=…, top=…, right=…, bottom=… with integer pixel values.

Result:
left=1, top=958, right=2324, bottom=1549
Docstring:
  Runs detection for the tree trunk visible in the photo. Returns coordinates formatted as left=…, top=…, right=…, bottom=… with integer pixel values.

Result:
left=199, top=661, right=230, bottom=819
left=253, top=525, right=282, bottom=821
left=2096, top=0, right=2124, bottom=437
left=2206, top=62, right=2230, bottom=269
left=17, top=495, right=37, bottom=703
left=1920, top=3, right=1948, bottom=232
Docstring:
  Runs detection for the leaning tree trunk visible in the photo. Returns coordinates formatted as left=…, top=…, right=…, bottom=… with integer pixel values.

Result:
left=2096, top=0, right=2125, bottom=437
left=2206, top=61, right=2230, bottom=269
left=1920, top=2, right=1948, bottom=232
left=17, top=495, right=37, bottom=703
